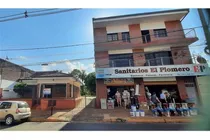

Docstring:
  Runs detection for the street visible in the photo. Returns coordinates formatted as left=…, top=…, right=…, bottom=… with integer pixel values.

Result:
left=0, top=122, right=205, bottom=131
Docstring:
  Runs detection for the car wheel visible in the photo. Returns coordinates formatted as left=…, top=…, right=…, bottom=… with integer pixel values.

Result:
left=5, top=115, right=14, bottom=126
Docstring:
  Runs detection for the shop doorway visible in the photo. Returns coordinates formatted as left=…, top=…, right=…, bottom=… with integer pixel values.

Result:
left=145, top=85, right=181, bottom=102
left=107, top=86, right=134, bottom=98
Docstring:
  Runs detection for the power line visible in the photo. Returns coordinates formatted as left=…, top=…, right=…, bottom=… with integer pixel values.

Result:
left=1, top=51, right=208, bottom=68
left=1, top=43, right=207, bottom=67
left=1, top=42, right=207, bottom=65
left=0, top=26, right=204, bottom=52
left=5, top=43, right=205, bottom=61
left=0, top=8, right=81, bottom=23
left=0, top=8, right=58, bottom=19
left=6, top=51, right=92, bottom=60
left=27, top=8, right=59, bottom=14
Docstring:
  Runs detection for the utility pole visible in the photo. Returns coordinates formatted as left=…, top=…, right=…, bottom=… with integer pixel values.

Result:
left=198, top=9, right=210, bottom=55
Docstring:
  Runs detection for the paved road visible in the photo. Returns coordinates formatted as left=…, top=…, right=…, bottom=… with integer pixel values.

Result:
left=0, top=122, right=205, bottom=131
left=61, top=122, right=201, bottom=131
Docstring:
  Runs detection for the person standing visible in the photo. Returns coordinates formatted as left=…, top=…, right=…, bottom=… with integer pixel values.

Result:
left=160, top=90, right=167, bottom=104
left=115, top=91, right=121, bottom=107
left=145, top=87, right=152, bottom=109
left=151, top=92, right=161, bottom=106
left=122, top=90, right=128, bottom=109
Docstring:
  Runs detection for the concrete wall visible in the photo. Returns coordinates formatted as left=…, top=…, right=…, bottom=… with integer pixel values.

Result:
left=40, top=98, right=82, bottom=110
left=96, top=79, right=107, bottom=108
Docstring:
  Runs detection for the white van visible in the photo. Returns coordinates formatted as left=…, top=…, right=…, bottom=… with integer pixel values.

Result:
left=0, top=101, right=31, bottom=125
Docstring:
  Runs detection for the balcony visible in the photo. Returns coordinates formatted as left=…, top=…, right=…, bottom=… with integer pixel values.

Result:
left=96, top=56, right=194, bottom=68
left=94, top=28, right=198, bottom=52
left=109, top=59, right=134, bottom=67
left=145, top=57, right=174, bottom=66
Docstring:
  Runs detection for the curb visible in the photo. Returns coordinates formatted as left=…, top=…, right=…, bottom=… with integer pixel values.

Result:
left=103, top=117, right=194, bottom=123
left=29, top=118, right=68, bottom=122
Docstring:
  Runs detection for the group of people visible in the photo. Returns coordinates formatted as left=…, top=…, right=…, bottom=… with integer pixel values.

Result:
left=115, top=89, right=131, bottom=108
left=145, top=87, right=176, bottom=108
left=113, top=88, right=139, bottom=109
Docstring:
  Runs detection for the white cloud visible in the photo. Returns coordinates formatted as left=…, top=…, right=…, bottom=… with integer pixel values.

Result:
left=37, top=60, right=95, bottom=74
left=41, top=66, right=49, bottom=71
left=64, top=61, right=95, bottom=73
left=51, top=63, right=57, bottom=67
left=19, top=56, right=27, bottom=60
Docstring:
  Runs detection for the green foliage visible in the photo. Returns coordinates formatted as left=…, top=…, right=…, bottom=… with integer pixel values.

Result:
left=84, top=72, right=96, bottom=95
left=13, top=82, right=28, bottom=97
left=70, top=69, right=87, bottom=83
left=70, top=69, right=96, bottom=96
left=70, top=69, right=82, bottom=79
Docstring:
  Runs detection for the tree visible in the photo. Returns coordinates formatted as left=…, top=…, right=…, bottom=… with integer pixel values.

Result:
left=13, top=82, right=29, bottom=97
left=80, top=70, right=87, bottom=83
left=70, top=69, right=87, bottom=83
left=84, top=72, right=96, bottom=95
left=70, top=69, right=82, bottom=79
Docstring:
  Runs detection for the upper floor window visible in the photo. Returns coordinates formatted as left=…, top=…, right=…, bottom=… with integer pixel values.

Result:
left=145, top=51, right=173, bottom=66
left=109, top=53, right=134, bottom=67
left=107, top=33, right=118, bottom=42
left=122, top=32, right=130, bottom=42
left=154, top=29, right=167, bottom=38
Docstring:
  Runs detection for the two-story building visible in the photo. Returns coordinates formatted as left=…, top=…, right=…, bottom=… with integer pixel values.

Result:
left=93, top=9, right=209, bottom=108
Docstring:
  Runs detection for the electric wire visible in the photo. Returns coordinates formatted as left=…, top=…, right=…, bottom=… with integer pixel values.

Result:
left=0, top=26, right=205, bottom=52
left=0, top=8, right=81, bottom=23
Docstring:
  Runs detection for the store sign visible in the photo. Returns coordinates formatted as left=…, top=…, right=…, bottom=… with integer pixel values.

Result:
left=104, top=78, right=134, bottom=84
left=96, top=64, right=210, bottom=79
left=43, top=88, right=51, bottom=95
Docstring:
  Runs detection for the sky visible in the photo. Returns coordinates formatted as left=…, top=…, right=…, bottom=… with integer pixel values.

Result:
left=0, top=8, right=208, bottom=74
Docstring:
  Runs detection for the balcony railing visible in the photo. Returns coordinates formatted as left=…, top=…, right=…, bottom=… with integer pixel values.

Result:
left=145, top=57, right=174, bottom=66
left=106, top=56, right=194, bottom=68
left=109, top=59, right=134, bottom=67
left=141, top=28, right=197, bottom=44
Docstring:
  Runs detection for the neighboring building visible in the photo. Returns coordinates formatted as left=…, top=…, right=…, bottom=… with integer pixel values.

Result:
left=93, top=9, right=210, bottom=108
left=20, top=71, right=82, bottom=110
left=0, top=58, right=34, bottom=99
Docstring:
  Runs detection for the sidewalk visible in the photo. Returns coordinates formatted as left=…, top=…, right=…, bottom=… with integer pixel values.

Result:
left=29, top=107, right=198, bottom=123
left=29, top=97, right=198, bottom=123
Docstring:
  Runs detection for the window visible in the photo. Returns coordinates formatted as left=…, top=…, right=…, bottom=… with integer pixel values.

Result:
left=107, top=33, right=118, bottom=41
left=122, top=32, right=130, bottom=42
left=154, top=29, right=167, bottom=37
left=145, top=51, right=173, bottom=66
left=0, top=102, right=12, bottom=109
left=109, top=53, right=134, bottom=67
left=18, top=102, right=29, bottom=108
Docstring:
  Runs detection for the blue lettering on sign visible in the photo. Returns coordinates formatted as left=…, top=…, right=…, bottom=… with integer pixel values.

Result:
left=96, top=74, right=104, bottom=78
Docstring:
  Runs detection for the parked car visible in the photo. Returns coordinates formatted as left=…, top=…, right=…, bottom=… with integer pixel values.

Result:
left=0, top=101, right=31, bottom=125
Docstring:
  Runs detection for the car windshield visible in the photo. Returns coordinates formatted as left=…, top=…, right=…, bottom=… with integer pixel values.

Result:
left=18, top=102, right=29, bottom=108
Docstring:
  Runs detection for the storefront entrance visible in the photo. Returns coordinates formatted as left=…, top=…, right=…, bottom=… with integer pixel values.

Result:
left=145, top=85, right=181, bottom=102
left=107, top=86, right=134, bottom=99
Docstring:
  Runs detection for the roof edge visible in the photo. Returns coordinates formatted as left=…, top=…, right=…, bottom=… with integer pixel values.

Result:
left=93, top=8, right=189, bottom=22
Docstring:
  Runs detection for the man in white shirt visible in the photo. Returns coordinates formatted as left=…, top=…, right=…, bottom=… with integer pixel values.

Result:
left=160, top=90, right=167, bottom=103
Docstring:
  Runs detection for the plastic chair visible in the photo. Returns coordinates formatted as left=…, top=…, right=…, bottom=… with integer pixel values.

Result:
left=151, top=104, right=158, bottom=116
left=188, top=103, right=198, bottom=116
left=157, top=103, right=164, bottom=112
left=169, top=103, right=177, bottom=116
left=181, top=103, right=190, bottom=116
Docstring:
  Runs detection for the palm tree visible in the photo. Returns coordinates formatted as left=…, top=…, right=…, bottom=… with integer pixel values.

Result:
left=79, top=70, right=87, bottom=83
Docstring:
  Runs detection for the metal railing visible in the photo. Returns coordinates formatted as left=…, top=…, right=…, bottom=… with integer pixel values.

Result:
left=145, top=57, right=174, bottom=66
left=109, top=59, right=134, bottom=67
left=140, top=28, right=197, bottom=44
left=106, top=56, right=194, bottom=68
